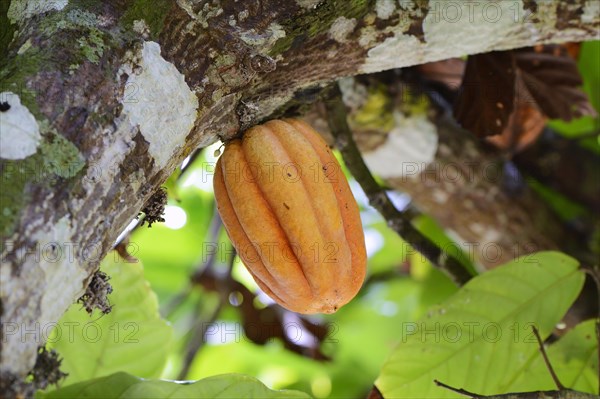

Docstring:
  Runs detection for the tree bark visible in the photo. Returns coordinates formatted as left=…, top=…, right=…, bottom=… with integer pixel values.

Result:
left=0, top=0, right=598, bottom=378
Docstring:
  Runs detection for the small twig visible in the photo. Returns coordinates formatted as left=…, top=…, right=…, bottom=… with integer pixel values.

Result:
left=177, top=243, right=235, bottom=380
left=325, top=83, right=473, bottom=286
left=161, top=286, right=191, bottom=318
left=177, top=296, right=225, bottom=380
left=434, top=380, right=480, bottom=398
left=224, top=243, right=236, bottom=275
left=192, top=207, right=223, bottom=280
left=532, top=326, right=564, bottom=390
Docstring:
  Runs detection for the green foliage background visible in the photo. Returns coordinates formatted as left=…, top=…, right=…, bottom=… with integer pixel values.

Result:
left=38, top=42, right=599, bottom=398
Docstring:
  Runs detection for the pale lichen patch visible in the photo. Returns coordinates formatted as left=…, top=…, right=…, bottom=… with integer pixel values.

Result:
left=7, top=0, right=68, bottom=24
left=239, top=23, right=287, bottom=52
left=0, top=214, right=88, bottom=376
left=119, top=41, right=198, bottom=170
left=329, top=17, right=357, bottom=43
left=338, top=77, right=369, bottom=111
left=376, top=0, right=397, bottom=20
left=133, top=19, right=151, bottom=37
left=0, top=92, right=41, bottom=160
left=363, top=33, right=423, bottom=73
left=238, top=10, right=249, bottom=21
left=34, top=216, right=91, bottom=326
left=176, top=0, right=197, bottom=20
left=37, top=122, right=85, bottom=178
left=361, top=0, right=549, bottom=74
left=362, top=111, right=438, bottom=179
left=582, top=0, right=600, bottom=24
left=296, top=0, right=323, bottom=9
left=432, top=189, right=449, bottom=204
left=17, top=39, right=32, bottom=55
left=77, top=29, right=105, bottom=64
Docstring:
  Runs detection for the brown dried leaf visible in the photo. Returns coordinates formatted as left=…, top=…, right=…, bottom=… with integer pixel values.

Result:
left=453, top=52, right=516, bottom=137
left=486, top=104, right=547, bottom=153
left=515, top=45, right=597, bottom=121
left=454, top=44, right=595, bottom=140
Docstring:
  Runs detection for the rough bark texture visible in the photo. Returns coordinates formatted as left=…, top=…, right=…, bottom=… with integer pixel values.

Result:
left=0, top=0, right=598, bottom=379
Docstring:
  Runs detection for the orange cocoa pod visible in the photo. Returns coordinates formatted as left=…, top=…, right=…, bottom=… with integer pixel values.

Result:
left=213, top=119, right=367, bottom=314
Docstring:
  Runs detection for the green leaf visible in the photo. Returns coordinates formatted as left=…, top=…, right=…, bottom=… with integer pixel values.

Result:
left=376, top=251, right=585, bottom=398
left=47, top=253, right=173, bottom=386
left=508, top=319, right=599, bottom=394
left=38, top=372, right=311, bottom=398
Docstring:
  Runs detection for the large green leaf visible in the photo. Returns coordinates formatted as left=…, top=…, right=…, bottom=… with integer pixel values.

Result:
left=38, top=372, right=310, bottom=398
left=508, top=319, right=599, bottom=394
left=47, top=253, right=173, bottom=385
left=376, top=251, right=585, bottom=398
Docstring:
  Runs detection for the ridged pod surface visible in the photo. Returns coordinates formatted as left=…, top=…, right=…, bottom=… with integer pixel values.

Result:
left=213, top=119, right=367, bottom=314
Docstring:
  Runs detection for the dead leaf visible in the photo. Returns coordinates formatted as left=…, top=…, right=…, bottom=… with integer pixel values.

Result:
left=515, top=45, right=596, bottom=121
left=453, top=51, right=516, bottom=137
left=485, top=103, right=547, bottom=153
left=454, top=44, right=595, bottom=140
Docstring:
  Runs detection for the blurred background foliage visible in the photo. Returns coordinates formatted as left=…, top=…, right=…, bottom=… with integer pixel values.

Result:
left=42, top=41, right=599, bottom=398
left=130, top=144, right=460, bottom=398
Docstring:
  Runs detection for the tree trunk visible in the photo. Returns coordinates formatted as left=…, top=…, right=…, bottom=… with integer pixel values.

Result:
left=1, top=0, right=598, bottom=378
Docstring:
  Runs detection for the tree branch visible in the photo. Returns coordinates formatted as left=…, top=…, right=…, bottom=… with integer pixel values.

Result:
left=325, top=84, right=473, bottom=285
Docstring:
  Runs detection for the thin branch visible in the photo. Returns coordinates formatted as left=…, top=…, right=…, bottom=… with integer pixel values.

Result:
left=177, top=243, right=235, bottom=380
left=177, top=296, right=225, bottom=380
left=191, top=206, right=223, bottom=280
left=434, top=380, right=599, bottom=399
left=434, top=380, right=478, bottom=397
left=161, top=285, right=191, bottom=319
left=532, top=326, right=564, bottom=390
left=324, top=84, right=473, bottom=286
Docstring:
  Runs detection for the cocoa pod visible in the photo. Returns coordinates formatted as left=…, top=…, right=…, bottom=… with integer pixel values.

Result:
left=214, top=119, right=366, bottom=314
